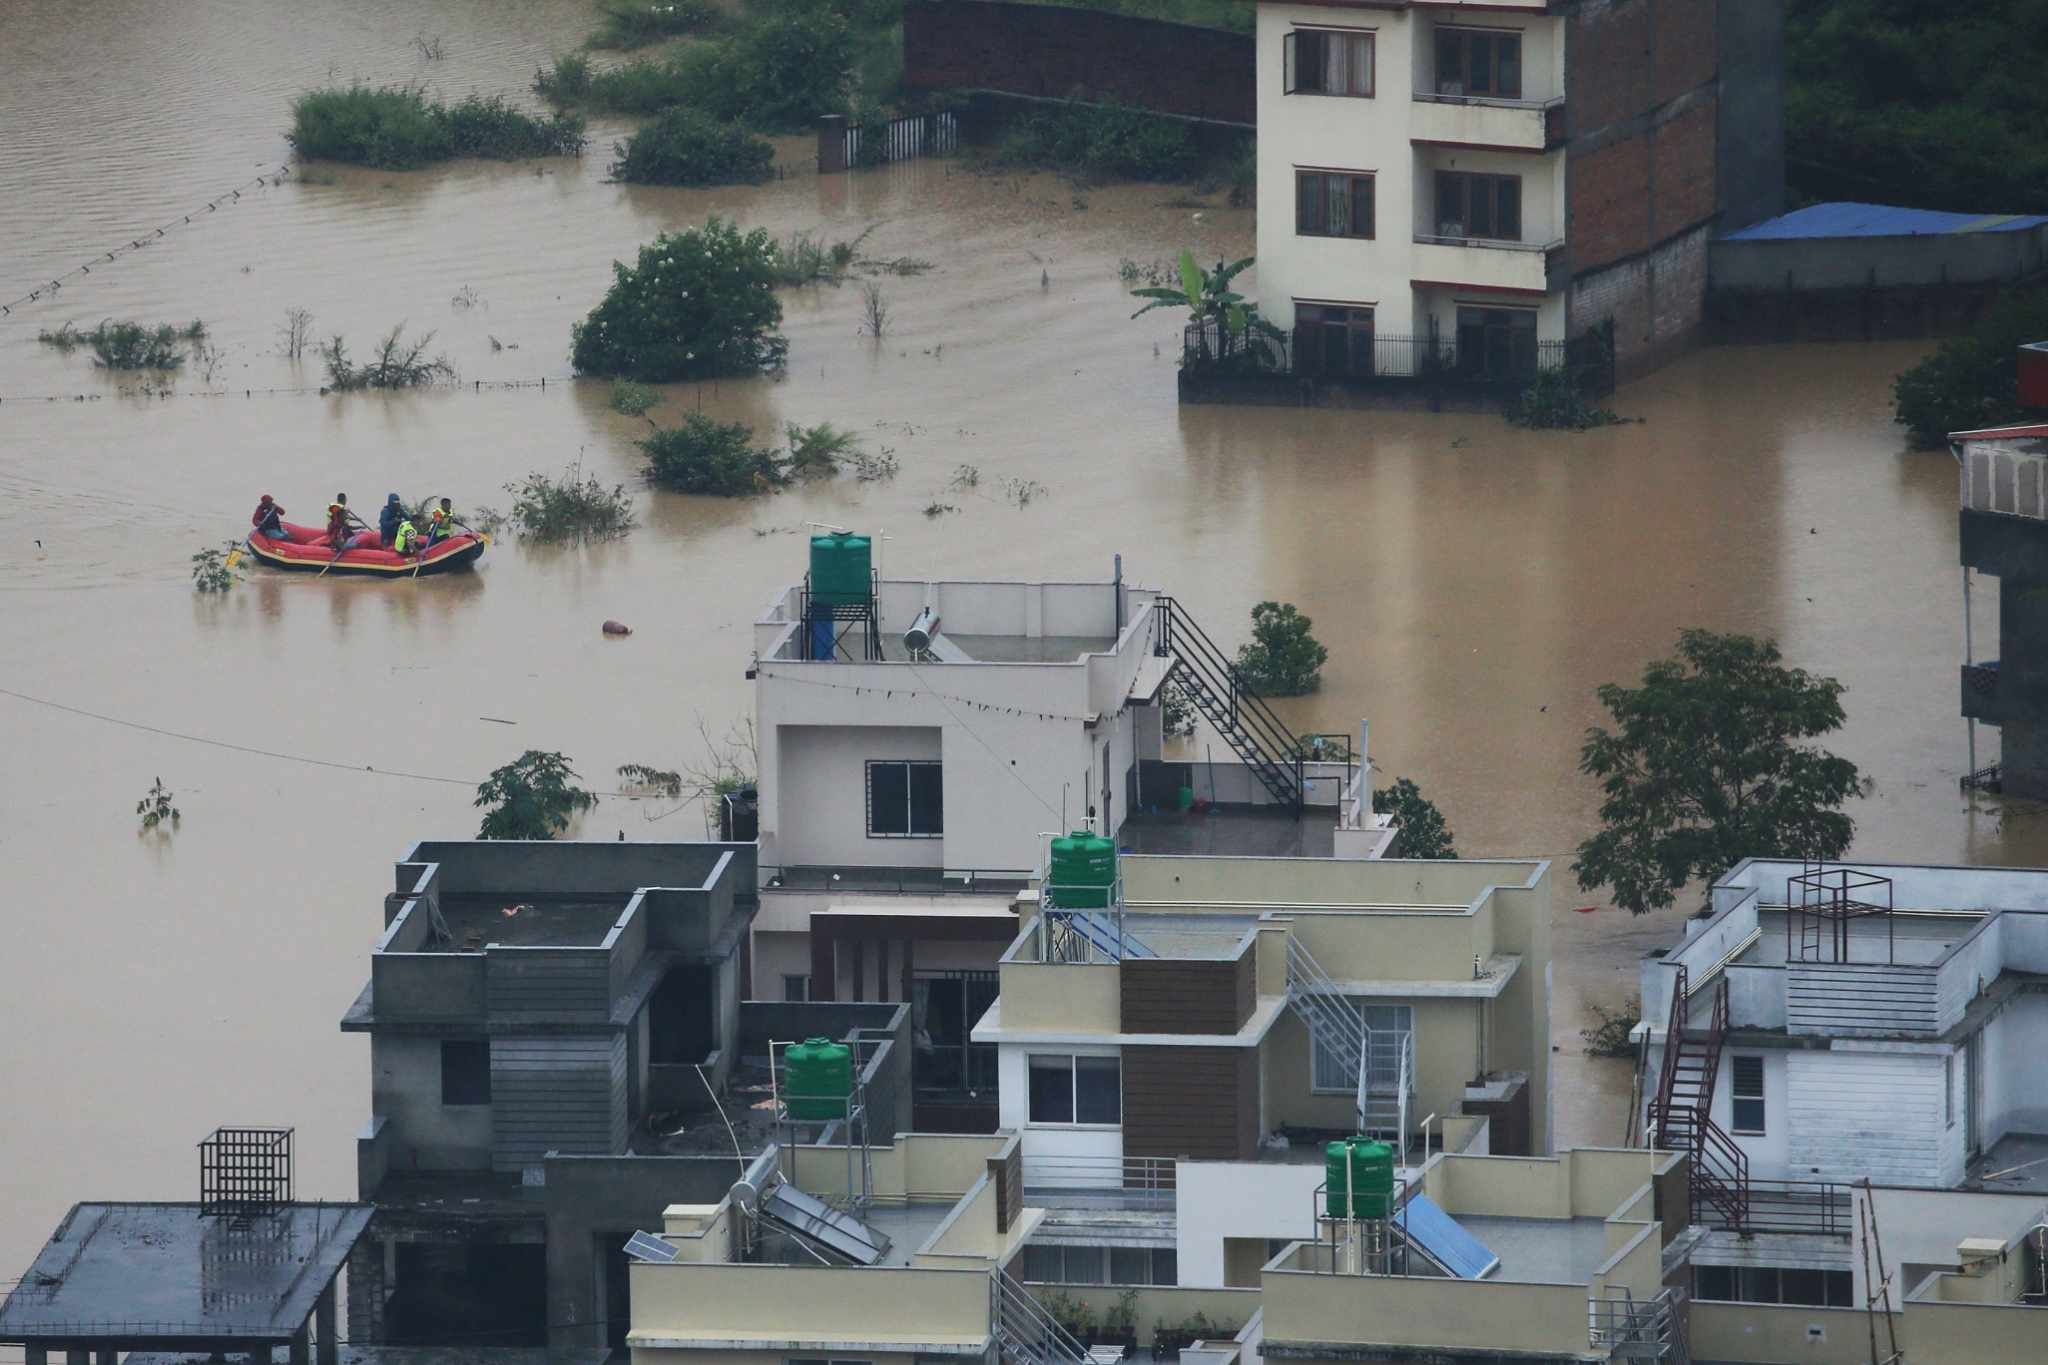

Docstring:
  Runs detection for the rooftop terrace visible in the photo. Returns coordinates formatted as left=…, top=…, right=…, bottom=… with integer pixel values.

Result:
left=429, top=895, right=625, bottom=951
left=0, top=1203, right=372, bottom=1346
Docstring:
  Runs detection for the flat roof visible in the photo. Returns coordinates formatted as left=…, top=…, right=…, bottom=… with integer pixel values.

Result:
left=1451, top=1216, right=1613, bottom=1285
left=1725, top=201, right=2048, bottom=241
left=819, top=900, right=1021, bottom=921
left=1120, top=809, right=1337, bottom=859
left=0, top=1203, right=373, bottom=1345
left=429, top=894, right=626, bottom=951
left=1966, top=1132, right=2048, bottom=1196
left=879, top=633, right=1117, bottom=663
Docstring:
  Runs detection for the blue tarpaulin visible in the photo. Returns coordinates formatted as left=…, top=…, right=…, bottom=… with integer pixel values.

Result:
left=1724, top=201, right=2048, bottom=242
left=1397, top=1193, right=1500, bottom=1279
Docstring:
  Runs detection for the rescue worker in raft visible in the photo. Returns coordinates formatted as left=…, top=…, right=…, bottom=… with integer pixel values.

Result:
left=251, top=494, right=285, bottom=540
left=426, top=496, right=456, bottom=546
left=378, top=492, right=405, bottom=548
left=327, top=493, right=375, bottom=551
left=392, top=512, right=422, bottom=558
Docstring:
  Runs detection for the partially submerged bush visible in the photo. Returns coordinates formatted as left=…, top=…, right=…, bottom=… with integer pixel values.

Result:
left=191, top=541, right=247, bottom=594
left=590, top=0, right=717, bottom=49
left=1893, top=288, right=2048, bottom=445
left=40, top=319, right=206, bottom=369
left=320, top=324, right=455, bottom=390
left=610, top=107, right=775, bottom=185
left=994, top=102, right=1202, bottom=183
left=781, top=422, right=862, bottom=479
left=609, top=379, right=659, bottom=416
left=640, top=413, right=785, bottom=495
left=503, top=466, right=638, bottom=544
left=571, top=218, right=788, bottom=381
left=537, top=4, right=850, bottom=129
left=769, top=228, right=867, bottom=286
left=1503, top=368, right=1622, bottom=431
left=289, top=85, right=585, bottom=168
left=1234, top=601, right=1328, bottom=696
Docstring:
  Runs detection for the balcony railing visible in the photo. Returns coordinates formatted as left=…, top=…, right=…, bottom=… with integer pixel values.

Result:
left=1021, top=1154, right=1177, bottom=1210
left=1696, top=1179, right=1851, bottom=1238
left=759, top=864, right=1032, bottom=894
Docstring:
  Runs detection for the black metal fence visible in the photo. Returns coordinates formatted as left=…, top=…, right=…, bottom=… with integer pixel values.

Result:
left=1181, top=320, right=1571, bottom=384
left=1699, top=1178, right=1852, bottom=1237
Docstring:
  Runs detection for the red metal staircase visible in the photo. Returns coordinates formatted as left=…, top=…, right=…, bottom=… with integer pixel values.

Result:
left=1646, top=963, right=1751, bottom=1234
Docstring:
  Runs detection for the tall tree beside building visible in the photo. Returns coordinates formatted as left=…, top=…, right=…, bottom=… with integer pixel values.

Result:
left=1573, top=630, right=1869, bottom=916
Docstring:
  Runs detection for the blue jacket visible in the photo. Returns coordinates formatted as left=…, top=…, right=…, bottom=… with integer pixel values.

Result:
left=379, top=499, right=403, bottom=542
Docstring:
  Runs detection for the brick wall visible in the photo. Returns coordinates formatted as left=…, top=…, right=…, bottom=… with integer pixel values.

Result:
left=1564, top=0, right=1744, bottom=378
left=902, top=0, right=1254, bottom=126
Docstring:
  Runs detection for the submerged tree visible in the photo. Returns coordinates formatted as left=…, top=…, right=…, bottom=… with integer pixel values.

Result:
left=1234, top=601, right=1328, bottom=696
left=1372, top=778, right=1456, bottom=859
left=1574, top=630, right=1871, bottom=916
left=1130, top=250, right=1283, bottom=370
left=475, top=751, right=598, bottom=839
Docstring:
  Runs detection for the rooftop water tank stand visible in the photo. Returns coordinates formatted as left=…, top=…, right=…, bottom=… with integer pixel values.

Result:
left=801, top=534, right=882, bottom=661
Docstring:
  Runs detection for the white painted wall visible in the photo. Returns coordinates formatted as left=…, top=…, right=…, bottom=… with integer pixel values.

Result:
left=1982, top=994, right=2048, bottom=1149
left=1254, top=3, right=1567, bottom=337
left=998, top=1041, right=1123, bottom=1180
left=775, top=725, right=944, bottom=869
left=1173, top=1160, right=1328, bottom=1287
left=1709, top=1049, right=1793, bottom=1181
left=1785, top=1047, right=1957, bottom=1187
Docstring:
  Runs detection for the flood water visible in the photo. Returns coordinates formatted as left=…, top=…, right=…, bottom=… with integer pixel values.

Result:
left=1, top=0, right=2038, bottom=1286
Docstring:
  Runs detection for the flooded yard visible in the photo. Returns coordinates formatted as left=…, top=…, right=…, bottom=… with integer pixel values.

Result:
left=0, top=0, right=2035, bottom=1282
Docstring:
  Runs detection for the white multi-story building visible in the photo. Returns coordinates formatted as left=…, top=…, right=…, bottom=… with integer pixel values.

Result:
left=1248, top=0, right=1786, bottom=388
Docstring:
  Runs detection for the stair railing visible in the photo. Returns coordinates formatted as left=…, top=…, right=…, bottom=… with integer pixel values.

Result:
left=991, top=1264, right=1090, bottom=1365
left=1152, top=597, right=1307, bottom=808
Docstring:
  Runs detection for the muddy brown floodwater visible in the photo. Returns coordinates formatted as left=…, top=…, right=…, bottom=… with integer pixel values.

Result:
left=2, top=0, right=2041, bottom=1284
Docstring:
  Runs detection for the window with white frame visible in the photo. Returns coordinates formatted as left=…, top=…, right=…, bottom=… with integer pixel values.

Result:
left=866, top=759, right=942, bottom=837
left=1023, top=1243, right=1176, bottom=1285
left=1310, top=1001, right=1412, bottom=1093
left=1730, top=1055, right=1766, bottom=1134
left=1027, top=1053, right=1121, bottom=1124
left=1284, top=28, right=1374, bottom=98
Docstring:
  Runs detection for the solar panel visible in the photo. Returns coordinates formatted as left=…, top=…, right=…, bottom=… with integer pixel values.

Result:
left=1396, top=1193, right=1499, bottom=1280
left=623, top=1230, right=680, bottom=1264
left=761, top=1183, right=890, bottom=1265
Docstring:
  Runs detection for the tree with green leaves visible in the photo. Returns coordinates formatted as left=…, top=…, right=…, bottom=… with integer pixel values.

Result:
left=1574, top=630, right=1871, bottom=916
left=1372, top=778, right=1456, bottom=859
left=1130, top=249, right=1283, bottom=370
left=1234, top=601, right=1328, bottom=696
left=476, top=751, right=599, bottom=840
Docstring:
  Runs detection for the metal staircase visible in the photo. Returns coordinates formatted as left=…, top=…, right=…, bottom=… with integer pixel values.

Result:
left=1153, top=597, right=1307, bottom=810
left=1590, top=1285, right=1688, bottom=1362
left=1285, top=936, right=1414, bottom=1153
left=991, top=1265, right=1091, bottom=1365
left=1646, top=964, right=1750, bottom=1234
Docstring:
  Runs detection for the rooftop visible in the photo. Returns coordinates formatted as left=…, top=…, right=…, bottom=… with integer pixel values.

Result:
left=1120, top=808, right=1338, bottom=859
left=1451, top=1215, right=1612, bottom=1284
left=755, top=577, right=1160, bottom=667
left=1725, top=200, right=2048, bottom=240
left=1966, top=1132, right=2048, bottom=1197
left=0, top=1203, right=373, bottom=1345
left=429, top=894, right=627, bottom=951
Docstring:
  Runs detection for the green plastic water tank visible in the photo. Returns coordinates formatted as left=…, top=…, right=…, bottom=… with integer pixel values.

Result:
left=1047, top=831, right=1116, bottom=909
left=1323, top=1138, right=1396, bottom=1217
left=1348, top=1139, right=1395, bottom=1218
left=784, top=1037, right=852, bottom=1120
left=808, top=533, right=872, bottom=606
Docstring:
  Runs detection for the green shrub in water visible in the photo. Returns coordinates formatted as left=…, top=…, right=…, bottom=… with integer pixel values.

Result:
left=609, top=380, right=659, bottom=416
left=1503, top=368, right=1622, bottom=431
left=571, top=218, right=788, bottom=382
left=289, top=85, right=585, bottom=168
left=39, top=319, right=205, bottom=369
left=590, top=0, right=718, bottom=49
left=994, top=102, right=1202, bottom=183
left=610, top=107, right=775, bottom=186
left=502, top=466, right=638, bottom=544
left=640, top=413, right=786, bottom=496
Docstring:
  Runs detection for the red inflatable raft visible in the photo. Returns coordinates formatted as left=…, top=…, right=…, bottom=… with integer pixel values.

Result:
left=246, top=521, right=486, bottom=577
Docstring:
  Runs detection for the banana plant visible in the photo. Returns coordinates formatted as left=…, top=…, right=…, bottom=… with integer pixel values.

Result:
left=1129, top=249, right=1282, bottom=368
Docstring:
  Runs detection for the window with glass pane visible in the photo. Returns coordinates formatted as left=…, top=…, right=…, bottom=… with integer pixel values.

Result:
left=1731, top=1055, right=1765, bottom=1133
left=1694, top=1265, right=1734, bottom=1301
left=1311, top=1000, right=1411, bottom=1091
left=1063, top=1246, right=1107, bottom=1284
left=1435, top=28, right=1522, bottom=99
left=1075, top=1055, right=1121, bottom=1124
left=1152, top=1248, right=1177, bottom=1285
left=1293, top=304, right=1375, bottom=381
left=866, top=759, right=941, bottom=837
left=1111, top=1248, right=1151, bottom=1285
left=1434, top=172, right=1521, bottom=242
left=1295, top=172, right=1374, bottom=240
left=1022, top=1244, right=1062, bottom=1282
left=1028, top=1055, right=1075, bottom=1123
left=1287, top=29, right=1373, bottom=97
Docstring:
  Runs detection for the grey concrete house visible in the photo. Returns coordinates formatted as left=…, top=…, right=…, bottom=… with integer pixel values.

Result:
left=338, top=840, right=762, bottom=1349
